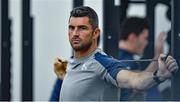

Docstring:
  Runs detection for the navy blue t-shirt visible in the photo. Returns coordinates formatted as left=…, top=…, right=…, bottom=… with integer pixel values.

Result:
left=118, top=48, right=141, bottom=100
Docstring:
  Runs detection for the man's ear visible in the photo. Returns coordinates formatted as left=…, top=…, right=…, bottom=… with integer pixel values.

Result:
left=93, top=28, right=100, bottom=39
left=128, top=33, right=137, bottom=42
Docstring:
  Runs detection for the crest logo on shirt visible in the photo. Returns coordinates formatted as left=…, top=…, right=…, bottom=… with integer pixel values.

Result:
left=81, top=63, right=87, bottom=70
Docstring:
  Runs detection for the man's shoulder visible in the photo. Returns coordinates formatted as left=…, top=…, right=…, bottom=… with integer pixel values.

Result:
left=94, top=51, right=119, bottom=64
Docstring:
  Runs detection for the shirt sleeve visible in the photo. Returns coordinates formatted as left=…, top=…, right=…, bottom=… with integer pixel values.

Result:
left=95, top=52, right=127, bottom=86
left=49, top=79, right=63, bottom=101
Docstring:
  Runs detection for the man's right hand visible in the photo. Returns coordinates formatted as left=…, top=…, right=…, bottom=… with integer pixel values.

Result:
left=54, top=57, right=67, bottom=80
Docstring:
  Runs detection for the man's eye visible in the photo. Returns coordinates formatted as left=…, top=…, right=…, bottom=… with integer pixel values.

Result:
left=69, top=26, right=74, bottom=30
left=79, top=26, right=87, bottom=30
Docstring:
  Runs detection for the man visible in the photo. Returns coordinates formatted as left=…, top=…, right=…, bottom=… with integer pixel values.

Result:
left=118, top=17, right=167, bottom=100
left=54, top=6, right=178, bottom=101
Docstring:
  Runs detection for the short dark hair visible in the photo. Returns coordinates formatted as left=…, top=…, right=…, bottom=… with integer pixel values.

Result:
left=69, top=6, right=99, bottom=29
left=119, top=17, right=150, bottom=40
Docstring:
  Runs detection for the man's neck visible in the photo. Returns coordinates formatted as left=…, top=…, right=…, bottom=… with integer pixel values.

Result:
left=74, top=45, right=97, bottom=59
left=119, top=40, right=135, bottom=54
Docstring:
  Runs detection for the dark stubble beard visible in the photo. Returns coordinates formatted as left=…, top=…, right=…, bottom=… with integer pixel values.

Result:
left=70, top=37, right=93, bottom=52
left=74, top=40, right=92, bottom=52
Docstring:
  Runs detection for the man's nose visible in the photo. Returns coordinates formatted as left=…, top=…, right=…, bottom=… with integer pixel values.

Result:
left=72, top=28, right=79, bottom=36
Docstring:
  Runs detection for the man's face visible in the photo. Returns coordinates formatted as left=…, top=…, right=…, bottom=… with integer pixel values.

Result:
left=68, top=17, right=95, bottom=51
left=134, top=29, right=149, bottom=55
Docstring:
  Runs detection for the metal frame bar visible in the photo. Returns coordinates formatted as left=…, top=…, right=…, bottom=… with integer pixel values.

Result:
left=21, top=0, right=33, bottom=100
left=103, top=0, right=121, bottom=59
left=171, top=0, right=180, bottom=100
left=1, top=0, right=11, bottom=100
left=128, top=0, right=146, bottom=4
left=73, top=0, right=83, bottom=8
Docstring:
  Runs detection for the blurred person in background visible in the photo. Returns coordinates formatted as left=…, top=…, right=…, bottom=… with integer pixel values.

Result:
left=118, top=17, right=168, bottom=101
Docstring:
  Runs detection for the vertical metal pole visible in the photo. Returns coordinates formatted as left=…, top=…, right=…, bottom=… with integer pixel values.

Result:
left=1, top=0, right=11, bottom=100
left=73, top=0, right=83, bottom=8
left=103, top=0, right=121, bottom=59
left=22, top=0, right=33, bottom=100
left=171, top=0, right=180, bottom=100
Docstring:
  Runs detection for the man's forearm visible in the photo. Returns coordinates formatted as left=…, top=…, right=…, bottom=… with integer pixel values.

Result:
left=116, top=70, right=157, bottom=91
left=145, top=56, right=159, bottom=72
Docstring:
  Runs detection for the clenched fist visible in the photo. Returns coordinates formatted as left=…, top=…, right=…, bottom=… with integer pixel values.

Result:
left=157, top=54, right=179, bottom=81
left=54, top=57, right=67, bottom=80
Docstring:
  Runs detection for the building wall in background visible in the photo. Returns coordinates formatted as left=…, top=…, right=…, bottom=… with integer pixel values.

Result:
left=9, top=0, right=22, bottom=100
left=32, top=0, right=72, bottom=100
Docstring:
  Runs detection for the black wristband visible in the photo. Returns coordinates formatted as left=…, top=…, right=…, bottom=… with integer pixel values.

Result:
left=153, top=70, right=165, bottom=84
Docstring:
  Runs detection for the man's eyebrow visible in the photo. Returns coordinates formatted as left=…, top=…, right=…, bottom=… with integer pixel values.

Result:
left=68, top=25, right=89, bottom=28
left=68, top=25, right=74, bottom=28
left=78, top=25, right=88, bottom=27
